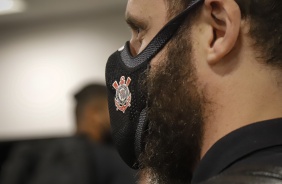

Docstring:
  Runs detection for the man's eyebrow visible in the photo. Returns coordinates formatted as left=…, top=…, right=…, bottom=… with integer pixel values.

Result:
left=125, top=13, right=147, bottom=30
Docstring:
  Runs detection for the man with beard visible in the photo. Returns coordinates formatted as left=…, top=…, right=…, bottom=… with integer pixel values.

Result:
left=105, top=0, right=282, bottom=183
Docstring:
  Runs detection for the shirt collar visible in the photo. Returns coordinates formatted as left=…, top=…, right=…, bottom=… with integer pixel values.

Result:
left=192, top=118, right=282, bottom=183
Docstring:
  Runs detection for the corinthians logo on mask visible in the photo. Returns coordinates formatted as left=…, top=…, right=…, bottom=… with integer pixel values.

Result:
left=112, top=76, right=132, bottom=113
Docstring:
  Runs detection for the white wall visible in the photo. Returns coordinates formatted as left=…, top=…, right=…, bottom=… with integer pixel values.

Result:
left=0, top=11, right=130, bottom=140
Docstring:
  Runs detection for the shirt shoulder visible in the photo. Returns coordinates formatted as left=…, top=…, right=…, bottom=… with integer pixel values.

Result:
left=200, top=164, right=282, bottom=184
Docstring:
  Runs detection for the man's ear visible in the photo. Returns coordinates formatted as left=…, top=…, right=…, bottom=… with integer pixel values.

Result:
left=204, top=0, right=241, bottom=65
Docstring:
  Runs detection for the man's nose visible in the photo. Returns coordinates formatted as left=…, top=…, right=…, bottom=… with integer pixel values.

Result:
left=129, top=38, right=141, bottom=57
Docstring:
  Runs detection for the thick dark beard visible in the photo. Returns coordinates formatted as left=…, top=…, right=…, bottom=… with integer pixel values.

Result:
left=139, top=25, right=205, bottom=184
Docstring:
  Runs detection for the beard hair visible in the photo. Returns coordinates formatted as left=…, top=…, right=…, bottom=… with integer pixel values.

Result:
left=138, top=22, right=206, bottom=184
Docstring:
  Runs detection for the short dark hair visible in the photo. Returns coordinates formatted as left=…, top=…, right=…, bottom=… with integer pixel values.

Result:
left=74, top=84, right=107, bottom=123
left=236, top=0, right=282, bottom=68
left=166, top=0, right=282, bottom=69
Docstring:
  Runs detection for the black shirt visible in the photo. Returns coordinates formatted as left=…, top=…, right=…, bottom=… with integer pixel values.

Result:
left=0, top=136, right=137, bottom=184
left=192, top=118, right=282, bottom=183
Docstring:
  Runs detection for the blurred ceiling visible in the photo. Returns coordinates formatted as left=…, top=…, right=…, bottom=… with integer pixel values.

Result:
left=0, top=0, right=126, bottom=25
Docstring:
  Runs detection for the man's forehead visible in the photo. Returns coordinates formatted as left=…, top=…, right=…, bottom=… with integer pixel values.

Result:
left=127, top=0, right=167, bottom=15
left=125, top=0, right=168, bottom=23
left=126, top=0, right=152, bottom=17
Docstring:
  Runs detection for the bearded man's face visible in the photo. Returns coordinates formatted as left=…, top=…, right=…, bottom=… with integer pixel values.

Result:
left=138, top=20, right=206, bottom=184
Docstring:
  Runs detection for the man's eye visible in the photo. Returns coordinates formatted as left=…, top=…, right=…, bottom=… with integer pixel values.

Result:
left=136, top=28, right=141, bottom=34
left=128, top=23, right=145, bottom=44
left=131, top=25, right=141, bottom=35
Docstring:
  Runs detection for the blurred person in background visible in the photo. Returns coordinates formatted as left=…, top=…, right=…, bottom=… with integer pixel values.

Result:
left=0, top=83, right=137, bottom=184
left=74, top=84, right=112, bottom=145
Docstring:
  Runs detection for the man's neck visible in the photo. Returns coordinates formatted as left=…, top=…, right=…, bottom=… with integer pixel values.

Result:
left=200, top=64, right=282, bottom=158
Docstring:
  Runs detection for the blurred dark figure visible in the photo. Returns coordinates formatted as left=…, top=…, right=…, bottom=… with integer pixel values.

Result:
left=74, top=84, right=112, bottom=144
left=0, top=84, right=137, bottom=184
left=0, top=142, right=15, bottom=175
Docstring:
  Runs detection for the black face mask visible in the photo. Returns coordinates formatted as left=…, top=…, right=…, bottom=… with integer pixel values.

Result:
left=105, top=0, right=203, bottom=169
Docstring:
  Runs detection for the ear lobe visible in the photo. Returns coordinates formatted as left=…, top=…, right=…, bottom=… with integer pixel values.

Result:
left=205, top=0, right=241, bottom=65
